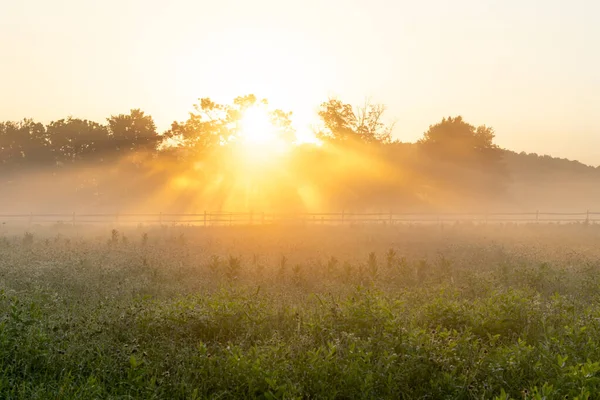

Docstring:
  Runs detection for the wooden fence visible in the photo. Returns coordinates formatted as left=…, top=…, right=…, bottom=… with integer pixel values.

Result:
left=0, top=211, right=599, bottom=226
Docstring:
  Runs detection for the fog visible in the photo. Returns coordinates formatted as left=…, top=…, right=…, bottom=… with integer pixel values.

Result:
left=2, top=98, right=600, bottom=223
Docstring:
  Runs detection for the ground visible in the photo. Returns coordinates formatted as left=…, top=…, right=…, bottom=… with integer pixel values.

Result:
left=1, top=223, right=600, bottom=399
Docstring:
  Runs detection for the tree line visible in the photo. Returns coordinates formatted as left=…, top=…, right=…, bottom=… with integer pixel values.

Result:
left=0, top=109, right=158, bottom=170
left=0, top=95, right=503, bottom=169
left=1, top=95, right=597, bottom=212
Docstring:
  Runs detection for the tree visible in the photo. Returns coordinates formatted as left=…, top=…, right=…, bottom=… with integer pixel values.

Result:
left=107, top=109, right=159, bottom=153
left=163, top=94, right=295, bottom=160
left=418, top=116, right=499, bottom=162
left=46, top=118, right=109, bottom=164
left=164, top=98, right=234, bottom=156
left=0, top=119, right=52, bottom=169
left=317, top=98, right=393, bottom=144
left=417, top=116, right=507, bottom=200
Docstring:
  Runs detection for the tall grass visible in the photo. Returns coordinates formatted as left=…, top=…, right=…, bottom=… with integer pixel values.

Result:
left=1, top=223, right=600, bottom=399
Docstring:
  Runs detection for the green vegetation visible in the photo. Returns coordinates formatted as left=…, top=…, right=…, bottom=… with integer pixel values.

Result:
left=1, top=224, right=600, bottom=398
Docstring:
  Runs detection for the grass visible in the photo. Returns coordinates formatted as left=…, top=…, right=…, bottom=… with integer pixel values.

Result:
left=1, top=223, right=600, bottom=399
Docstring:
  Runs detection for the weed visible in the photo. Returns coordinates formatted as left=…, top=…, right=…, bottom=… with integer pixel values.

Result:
left=226, top=256, right=241, bottom=281
left=23, top=231, right=34, bottom=246
left=367, top=252, right=378, bottom=281
left=386, top=248, right=397, bottom=270
left=292, top=264, right=303, bottom=286
left=0, top=224, right=598, bottom=398
left=208, top=255, right=222, bottom=274
left=110, top=229, right=119, bottom=245
left=279, top=255, right=288, bottom=279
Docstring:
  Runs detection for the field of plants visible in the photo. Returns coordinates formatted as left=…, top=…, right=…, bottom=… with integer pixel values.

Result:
left=2, top=223, right=600, bottom=399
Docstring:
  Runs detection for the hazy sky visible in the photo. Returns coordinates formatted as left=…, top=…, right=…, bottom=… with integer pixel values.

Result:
left=1, top=0, right=599, bottom=164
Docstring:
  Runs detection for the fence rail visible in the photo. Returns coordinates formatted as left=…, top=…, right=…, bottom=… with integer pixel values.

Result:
left=0, top=211, right=599, bottom=226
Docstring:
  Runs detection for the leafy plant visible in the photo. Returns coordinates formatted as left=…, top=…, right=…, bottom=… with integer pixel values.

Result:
left=22, top=231, right=34, bottom=246
left=279, top=255, right=288, bottom=279
left=110, top=229, right=119, bottom=245
left=386, top=248, right=397, bottom=270
left=226, top=256, right=241, bottom=281
left=0, top=224, right=599, bottom=398
left=367, top=252, right=378, bottom=281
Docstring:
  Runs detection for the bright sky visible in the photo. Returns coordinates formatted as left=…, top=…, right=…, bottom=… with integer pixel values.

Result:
left=1, top=0, right=599, bottom=164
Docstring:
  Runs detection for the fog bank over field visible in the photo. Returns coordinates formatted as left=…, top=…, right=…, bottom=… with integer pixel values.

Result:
left=2, top=97, right=600, bottom=216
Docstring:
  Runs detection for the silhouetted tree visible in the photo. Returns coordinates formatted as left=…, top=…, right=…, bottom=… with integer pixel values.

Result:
left=46, top=118, right=109, bottom=164
left=317, top=98, right=393, bottom=143
left=0, top=119, right=52, bottom=169
left=164, top=98, right=233, bottom=157
left=418, top=116, right=499, bottom=162
left=416, top=116, right=508, bottom=201
left=107, top=109, right=158, bottom=153
left=163, top=94, right=295, bottom=160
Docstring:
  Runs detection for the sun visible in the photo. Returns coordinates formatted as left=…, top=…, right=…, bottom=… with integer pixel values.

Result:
left=237, top=106, right=289, bottom=155
left=239, top=107, right=276, bottom=145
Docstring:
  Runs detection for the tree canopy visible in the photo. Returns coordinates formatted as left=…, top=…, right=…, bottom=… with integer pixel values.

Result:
left=164, top=95, right=295, bottom=159
left=107, top=109, right=158, bottom=153
left=418, top=116, right=499, bottom=162
left=317, top=99, right=393, bottom=144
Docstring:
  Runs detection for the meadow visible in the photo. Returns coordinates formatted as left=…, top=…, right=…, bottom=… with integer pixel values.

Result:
left=2, top=222, right=600, bottom=399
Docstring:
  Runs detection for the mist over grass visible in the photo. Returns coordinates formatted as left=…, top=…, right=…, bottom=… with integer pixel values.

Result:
left=2, top=224, right=600, bottom=398
left=2, top=97, right=600, bottom=215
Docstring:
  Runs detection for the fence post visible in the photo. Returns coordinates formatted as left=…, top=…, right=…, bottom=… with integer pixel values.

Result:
left=536, top=210, right=539, bottom=223
left=72, top=212, right=76, bottom=227
left=389, top=210, right=393, bottom=225
left=586, top=210, right=590, bottom=224
left=229, top=213, right=232, bottom=226
left=341, top=210, right=345, bottom=226
left=203, top=211, right=207, bottom=227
